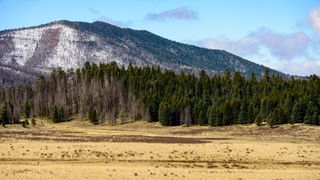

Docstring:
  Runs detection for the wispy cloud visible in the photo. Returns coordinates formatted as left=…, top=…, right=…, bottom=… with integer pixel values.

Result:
left=197, top=36, right=260, bottom=57
left=309, top=6, right=320, bottom=34
left=197, top=28, right=310, bottom=61
left=145, top=6, right=198, bottom=21
left=92, top=16, right=131, bottom=28
left=249, top=28, right=310, bottom=60
left=266, top=59, right=320, bottom=76
left=88, top=8, right=100, bottom=15
left=286, top=60, right=320, bottom=76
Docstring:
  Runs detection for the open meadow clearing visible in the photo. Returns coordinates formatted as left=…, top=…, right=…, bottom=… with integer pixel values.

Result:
left=0, top=120, right=319, bottom=180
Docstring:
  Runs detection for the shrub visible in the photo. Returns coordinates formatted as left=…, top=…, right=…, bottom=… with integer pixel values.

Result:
left=22, top=120, right=29, bottom=128
left=31, top=119, right=36, bottom=126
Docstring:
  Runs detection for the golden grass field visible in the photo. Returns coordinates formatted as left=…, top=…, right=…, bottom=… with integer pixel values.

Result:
left=0, top=120, right=319, bottom=180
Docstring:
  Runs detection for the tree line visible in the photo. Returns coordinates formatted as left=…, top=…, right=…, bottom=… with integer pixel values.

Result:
left=0, top=62, right=319, bottom=127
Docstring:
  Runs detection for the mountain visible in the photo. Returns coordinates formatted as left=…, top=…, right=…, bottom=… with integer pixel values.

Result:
left=0, top=20, right=285, bottom=86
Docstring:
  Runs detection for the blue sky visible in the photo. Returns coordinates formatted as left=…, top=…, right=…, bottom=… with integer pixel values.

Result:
left=1, top=0, right=320, bottom=76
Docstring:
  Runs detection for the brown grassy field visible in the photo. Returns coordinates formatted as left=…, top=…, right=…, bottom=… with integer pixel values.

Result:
left=0, top=120, right=319, bottom=180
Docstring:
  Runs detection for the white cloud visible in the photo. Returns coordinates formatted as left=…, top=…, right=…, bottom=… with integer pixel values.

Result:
left=283, top=60, right=320, bottom=76
left=196, top=28, right=318, bottom=75
left=145, top=6, right=198, bottom=21
left=309, top=6, right=320, bottom=34
left=248, top=28, right=310, bottom=60
left=197, top=36, right=259, bottom=56
left=197, top=28, right=310, bottom=61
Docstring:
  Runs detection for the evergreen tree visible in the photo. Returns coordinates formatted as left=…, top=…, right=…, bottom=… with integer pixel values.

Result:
left=52, top=106, right=59, bottom=123
left=24, top=101, right=31, bottom=118
left=231, top=99, right=240, bottom=124
left=88, top=107, right=98, bottom=124
left=159, top=101, right=172, bottom=126
left=52, top=106, right=65, bottom=123
left=238, top=107, right=247, bottom=124
left=284, top=95, right=294, bottom=117
left=208, top=105, right=216, bottom=126
left=58, top=107, right=65, bottom=122
left=267, top=107, right=287, bottom=127
left=222, top=101, right=233, bottom=125
left=208, top=104, right=223, bottom=126
left=304, top=101, right=318, bottom=124
left=311, top=112, right=318, bottom=125
left=0, top=104, right=9, bottom=126
left=247, top=102, right=255, bottom=124
left=291, top=101, right=305, bottom=123
left=255, top=112, right=263, bottom=126
left=197, top=110, right=207, bottom=125
left=238, top=100, right=248, bottom=124
left=267, top=114, right=276, bottom=128
left=276, top=107, right=289, bottom=124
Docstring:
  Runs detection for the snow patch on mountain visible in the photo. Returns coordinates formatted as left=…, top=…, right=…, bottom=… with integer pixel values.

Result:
left=46, top=25, right=83, bottom=69
left=1, top=24, right=65, bottom=66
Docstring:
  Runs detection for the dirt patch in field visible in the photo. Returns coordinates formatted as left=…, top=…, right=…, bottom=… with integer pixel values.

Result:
left=169, top=124, right=320, bottom=140
left=0, top=129, right=231, bottom=144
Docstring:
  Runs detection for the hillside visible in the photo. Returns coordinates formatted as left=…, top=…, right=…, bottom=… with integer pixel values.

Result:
left=0, top=20, right=285, bottom=87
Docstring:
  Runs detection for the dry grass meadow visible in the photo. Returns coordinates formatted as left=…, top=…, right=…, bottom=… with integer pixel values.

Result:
left=0, top=119, right=319, bottom=180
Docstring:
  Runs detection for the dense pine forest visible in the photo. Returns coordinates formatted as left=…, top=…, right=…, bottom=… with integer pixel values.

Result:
left=0, top=62, right=319, bottom=127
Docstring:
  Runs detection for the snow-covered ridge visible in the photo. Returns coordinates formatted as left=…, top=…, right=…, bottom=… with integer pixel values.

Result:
left=0, top=21, right=180, bottom=77
left=1, top=24, right=65, bottom=66
left=0, top=23, right=125, bottom=70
